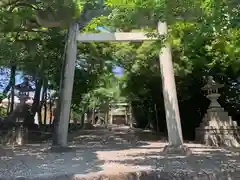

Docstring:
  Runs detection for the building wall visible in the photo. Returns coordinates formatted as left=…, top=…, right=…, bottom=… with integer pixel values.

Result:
left=112, top=115, right=125, bottom=125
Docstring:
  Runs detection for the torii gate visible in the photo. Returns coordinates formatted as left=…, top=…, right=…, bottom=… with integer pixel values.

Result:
left=57, top=22, right=190, bottom=154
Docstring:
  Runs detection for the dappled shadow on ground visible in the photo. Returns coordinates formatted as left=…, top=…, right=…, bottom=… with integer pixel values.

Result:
left=0, top=126, right=240, bottom=179
left=103, top=143, right=240, bottom=179
left=0, top=126, right=162, bottom=179
left=68, top=126, right=164, bottom=150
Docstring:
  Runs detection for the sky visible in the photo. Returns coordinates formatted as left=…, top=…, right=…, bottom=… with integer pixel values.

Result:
left=112, top=66, right=124, bottom=77
left=0, top=69, right=23, bottom=93
left=0, top=67, right=123, bottom=92
left=96, top=26, right=124, bottom=77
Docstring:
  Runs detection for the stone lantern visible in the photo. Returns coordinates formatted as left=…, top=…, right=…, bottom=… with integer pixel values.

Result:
left=201, top=76, right=224, bottom=111
left=13, top=77, right=34, bottom=145
left=195, top=76, right=240, bottom=147
left=16, top=77, right=33, bottom=101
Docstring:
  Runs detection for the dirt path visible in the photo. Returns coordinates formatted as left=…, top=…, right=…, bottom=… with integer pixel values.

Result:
left=0, top=125, right=239, bottom=180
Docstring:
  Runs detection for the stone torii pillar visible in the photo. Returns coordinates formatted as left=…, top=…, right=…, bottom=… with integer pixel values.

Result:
left=157, top=22, right=190, bottom=155
left=61, top=22, right=190, bottom=154
left=54, top=23, right=78, bottom=147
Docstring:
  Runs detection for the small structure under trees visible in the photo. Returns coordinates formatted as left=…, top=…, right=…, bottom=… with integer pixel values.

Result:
left=109, top=103, right=131, bottom=125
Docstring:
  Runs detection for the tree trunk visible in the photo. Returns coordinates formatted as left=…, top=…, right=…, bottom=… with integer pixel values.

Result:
left=43, top=101, right=47, bottom=126
left=37, top=107, right=42, bottom=127
left=2, top=65, right=16, bottom=109
left=92, top=108, right=95, bottom=124
left=42, top=80, right=48, bottom=125
left=49, top=96, right=53, bottom=126
left=104, top=104, right=109, bottom=124
left=52, top=106, right=58, bottom=144
left=9, top=65, right=16, bottom=113
left=154, top=104, right=159, bottom=132
left=30, top=78, right=43, bottom=126
left=129, top=105, right=133, bottom=127
left=7, top=96, right=10, bottom=114
left=53, top=22, right=78, bottom=147
left=125, top=106, right=128, bottom=125
left=80, top=113, right=85, bottom=127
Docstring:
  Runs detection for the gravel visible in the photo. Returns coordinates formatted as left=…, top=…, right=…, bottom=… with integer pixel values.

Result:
left=0, top=126, right=239, bottom=180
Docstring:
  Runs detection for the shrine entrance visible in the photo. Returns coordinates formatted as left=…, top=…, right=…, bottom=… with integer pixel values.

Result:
left=56, top=22, right=191, bottom=154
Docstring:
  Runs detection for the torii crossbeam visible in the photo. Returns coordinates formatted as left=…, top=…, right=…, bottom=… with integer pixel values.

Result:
left=77, top=32, right=157, bottom=42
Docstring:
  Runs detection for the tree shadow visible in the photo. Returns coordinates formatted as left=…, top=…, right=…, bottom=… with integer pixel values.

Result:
left=107, top=145, right=240, bottom=179
left=0, top=124, right=239, bottom=179
left=0, top=127, right=157, bottom=179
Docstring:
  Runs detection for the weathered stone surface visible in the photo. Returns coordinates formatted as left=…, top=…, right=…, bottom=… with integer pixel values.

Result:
left=162, top=145, right=192, bottom=156
left=196, top=77, right=240, bottom=147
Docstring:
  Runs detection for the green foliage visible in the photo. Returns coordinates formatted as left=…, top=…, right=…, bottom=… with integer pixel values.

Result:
left=0, top=92, right=7, bottom=101
left=105, top=0, right=240, bottom=139
left=0, top=106, right=7, bottom=117
left=0, top=0, right=239, bottom=140
left=0, top=93, right=7, bottom=117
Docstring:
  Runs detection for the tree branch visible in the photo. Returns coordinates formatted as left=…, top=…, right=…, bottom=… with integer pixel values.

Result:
left=77, top=3, right=111, bottom=30
left=2, top=27, right=49, bottom=33
left=8, top=1, right=37, bottom=12
left=0, top=0, right=20, bottom=8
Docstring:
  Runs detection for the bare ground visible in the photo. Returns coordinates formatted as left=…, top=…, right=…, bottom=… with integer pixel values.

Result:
left=0, top=125, right=240, bottom=180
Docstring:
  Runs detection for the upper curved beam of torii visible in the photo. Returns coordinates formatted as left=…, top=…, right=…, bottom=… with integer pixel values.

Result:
left=76, top=22, right=167, bottom=42
left=77, top=32, right=158, bottom=42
